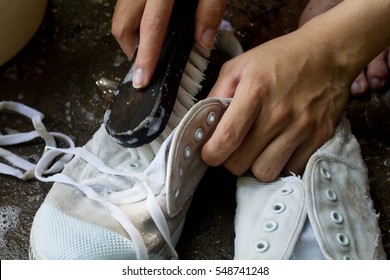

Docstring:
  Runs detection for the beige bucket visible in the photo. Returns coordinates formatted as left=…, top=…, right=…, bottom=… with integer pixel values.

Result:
left=0, top=0, right=47, bottom=66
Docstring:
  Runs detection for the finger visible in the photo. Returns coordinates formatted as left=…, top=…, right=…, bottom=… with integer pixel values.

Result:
left=195, top=0, right=226, bottom=48
left=202, top=77, right=262, bottom=167
left=112, top=0, right=146, bottom=59
left=251, top=116, right=335, bottom=182
left=207, top=60, right=240, bottom=98
left=283, top=117, right=336, bottom=177
left=133, top=0, right=174, bottom=88
left=350, top=71, right=369, bottom=96
left=223, top=105, right=289, bottom=176
left=250, top=124, right=307, bottom=182
left=282, top=122, right=334, bottom=177
left=366, top=50, right=389, bottom=90
left=387, top=48, right=390, bottom=68
left=222, top=127, right=276, bottom=177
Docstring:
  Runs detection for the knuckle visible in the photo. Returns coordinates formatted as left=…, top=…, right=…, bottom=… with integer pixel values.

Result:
left=246, top=85, right=262, bottom=103
left=202, top=125, right=240, bottom=166
left=251, top=155, right=283, bottom=182
left=201, top=145, right=218, bottom=166
left=295, top=114, right=335, bottom=145
left=217, top=125, right=241, bottom=151
left=219, top=60, right=235, bottom=75
left=198, top=0, right=226, bottom=25
left=252, top=166, right=277, bottom=182
left=111, top=20, right=125, bottom=40
left=268, top=103, right=292, bottom=123
left=296, top=116, right=312, bottom=133
left=141, top=14, right=165, bottom=33
left=246, top=78, right=271, bottom=101
left=292, top=110, right=317, bottom=134
left=224, top=159, right=246, bottom=176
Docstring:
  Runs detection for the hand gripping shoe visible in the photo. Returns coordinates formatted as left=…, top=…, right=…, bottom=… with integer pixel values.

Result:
left=29, top=98, right=231, bottom=259
left=234, top=117, right=387, bottom=260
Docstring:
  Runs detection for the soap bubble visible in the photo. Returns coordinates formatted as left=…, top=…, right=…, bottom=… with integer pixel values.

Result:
left=0, top=206, right=20, bottom=249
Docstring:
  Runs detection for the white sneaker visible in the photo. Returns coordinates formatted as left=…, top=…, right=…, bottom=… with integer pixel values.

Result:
left=29, top=98, right=230, bottom=259
left=28, top=25, right=243, bottom=259
left=234, top=117, right=386, bottom=259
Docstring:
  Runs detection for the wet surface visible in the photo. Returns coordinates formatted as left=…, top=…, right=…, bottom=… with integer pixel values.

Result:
left=0, top=0, right=389, bottom=260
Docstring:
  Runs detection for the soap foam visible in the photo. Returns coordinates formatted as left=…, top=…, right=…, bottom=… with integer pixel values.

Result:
left=0, top=205, right=20, bottom=249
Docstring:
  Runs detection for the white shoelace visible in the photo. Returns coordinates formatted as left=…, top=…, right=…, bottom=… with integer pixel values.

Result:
left=0, top=101, right=177, bottom=260
left=0, top=101, right=75, bottom=179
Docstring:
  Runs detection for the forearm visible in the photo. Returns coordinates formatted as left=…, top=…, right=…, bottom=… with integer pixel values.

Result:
left=299, top=0, right=390, bottom=83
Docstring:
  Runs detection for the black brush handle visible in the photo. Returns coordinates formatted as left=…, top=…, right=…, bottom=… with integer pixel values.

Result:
left=104, top=0, right=199, bottom=147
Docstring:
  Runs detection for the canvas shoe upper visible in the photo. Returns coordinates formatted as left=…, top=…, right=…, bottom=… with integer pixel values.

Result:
left=234, top=117, right=387, bottom=260
left=29, top=98, right=231, bottom=259
left=27, top=25, right=243, bottom=260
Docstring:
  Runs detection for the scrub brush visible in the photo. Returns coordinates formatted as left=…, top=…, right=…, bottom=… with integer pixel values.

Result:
left=103, top=0, right=208, bottom=149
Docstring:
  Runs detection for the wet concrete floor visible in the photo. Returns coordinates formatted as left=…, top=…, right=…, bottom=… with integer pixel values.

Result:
left=0, top=0, right=389, bottom=259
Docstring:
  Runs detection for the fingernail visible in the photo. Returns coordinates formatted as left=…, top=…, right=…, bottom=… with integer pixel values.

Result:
left=370, top=78, right=385, bottom=90
left=351, top=81, right=363, bottom=94
left=200, top=28, right=216, bottom=49
left=132, top=67, right=145, bottom=88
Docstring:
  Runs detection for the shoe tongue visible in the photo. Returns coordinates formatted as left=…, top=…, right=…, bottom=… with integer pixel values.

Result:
left=165, top=98, right=230, bottom=217
left=143, top=131, right=175, bottom=194
left=303, top=117, right=386, bottom=259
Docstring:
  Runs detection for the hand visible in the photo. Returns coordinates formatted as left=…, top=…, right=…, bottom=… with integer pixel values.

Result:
left=201, top=29, right=351, bottom=182
left=111, top=0, right=226, bottom=88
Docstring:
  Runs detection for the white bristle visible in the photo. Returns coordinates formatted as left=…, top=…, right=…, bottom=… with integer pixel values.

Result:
left=160, top=129, right=171, bottom=141
left=169, top=100, right=188, bottom=127
left=193, top=43, right=212, bottom=63
left=134, top=42, right=213, bottom=164
left=177, top=86, right=197, bottom=108
left=184, top=60, right=205, bottom=84
left=181, top=72, right=202, bottom=95
left=172, top=99, right=188, bottom=117
left=189, top=51, right=209, bottom=73
left=167, top=113, right=183, bottom=129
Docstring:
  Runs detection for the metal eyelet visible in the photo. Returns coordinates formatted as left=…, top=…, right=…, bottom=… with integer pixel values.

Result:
left=194, top=128, right=204, bottom=142
left=325, top=188, right=337, bottom=202
left=320, top=167, right=332, bottom=181
left=330, top=211, right=344, bottom=224
left=278, top=187, right=293, bottom=195
left=263, top=221, right=278, bottom=232
left=128, top=162, right=140, bottom=168
left=207, top=112, right=216, bottom=125
left=174, top=187, right=180, bottom=198
left=272, top=202, right=286, bottom=214
left=179, top=166, right=183, bottom=178
left=336, top=233, right=350, bottom=247
left=255, top=240, right=269, bottom=253
left=184, top=146, right=192, bottom=160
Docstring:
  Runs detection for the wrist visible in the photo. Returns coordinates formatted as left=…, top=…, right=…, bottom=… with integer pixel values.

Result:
left=299, top=0, right=390, bottom=85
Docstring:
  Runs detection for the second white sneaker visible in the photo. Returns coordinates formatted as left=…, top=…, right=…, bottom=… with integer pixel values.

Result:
left=234, top=117, right=386, bottom=260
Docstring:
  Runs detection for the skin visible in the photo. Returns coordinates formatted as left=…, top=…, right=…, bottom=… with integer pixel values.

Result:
left=111, top=0, right=226, bottom=88
left=299, top=0, right=390, bottom=96
left=112, top=0, right=390, bottom=182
